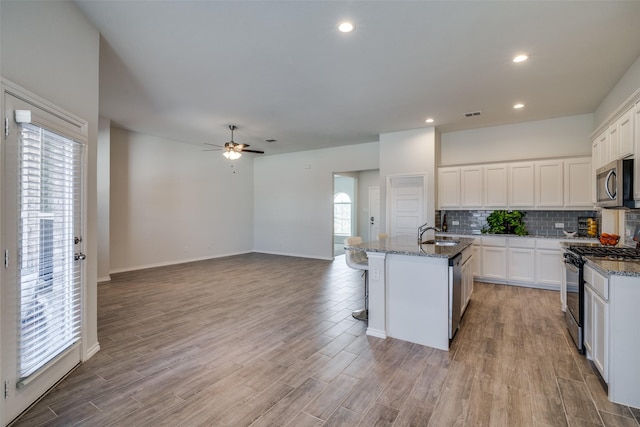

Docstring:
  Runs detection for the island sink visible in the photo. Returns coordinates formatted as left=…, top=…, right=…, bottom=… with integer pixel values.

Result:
left=422, top=239, right=459, bottom=246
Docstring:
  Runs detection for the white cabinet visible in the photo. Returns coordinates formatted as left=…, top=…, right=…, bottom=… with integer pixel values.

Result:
left=507, top=238, right=535, bottom=283
left=617, top=107, right=634, bottom=159
left=536, top=160, right=564, bottom=207
left=584, top=285, right=593, bottom=355
left=460, top=166, right=483, bottom=208
left=584, top=265, right=609, bottom=383
left=472, top=245, right=482, bottom=278
left=484, top=164, right=508, bottom=207
left=509, top=162, right=535, bottom=208
left=592, top=290, right=608, bottom=382
left=593, top=130, right=608, bottom=169
left=535, top=250, right=563, bottom=289
left=438, top=167, right=460, bottom=208
left=608, top=122, right=620, bottom=162
left=481, top=237, right=507, bottom=281
left=564, top=158, right=592, bottom=207
left=438, top=156, right=591, bottom=210
left=460, top=248, right=474, bottom=316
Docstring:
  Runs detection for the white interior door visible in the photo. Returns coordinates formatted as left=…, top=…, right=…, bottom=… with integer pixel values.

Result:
left=388, top=175, right=425, bottom=239
left=368, top=186, right=380, bottom=240
left=2, top=89, right=87, bottom=425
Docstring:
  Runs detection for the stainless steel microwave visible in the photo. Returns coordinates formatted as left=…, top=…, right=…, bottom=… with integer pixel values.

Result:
left=595, top=159, right=634, bottom=208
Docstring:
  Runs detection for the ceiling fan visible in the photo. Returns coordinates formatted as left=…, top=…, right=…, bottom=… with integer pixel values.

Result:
left=204, top=125, right=264, bottom=160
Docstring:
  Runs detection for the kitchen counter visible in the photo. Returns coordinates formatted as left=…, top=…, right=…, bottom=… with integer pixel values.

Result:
left=585, top=258, right=640, bottom=277
left=345, top=235, right=474, bottom=351
left=345, top=235, right=474, bottom=259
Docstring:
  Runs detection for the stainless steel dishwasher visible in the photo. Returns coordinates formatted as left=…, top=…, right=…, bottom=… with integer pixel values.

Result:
left=448, top=253, right=462, bottom=339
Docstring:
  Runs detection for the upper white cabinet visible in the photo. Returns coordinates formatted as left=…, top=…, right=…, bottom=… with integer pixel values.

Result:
left=460, top=166, right=483, bottom=208
left=535, top=160, right=564, bottom=207
left=438, top=156, right=592, bottom=210
left=438, top=167, right=460, bottom=208
left=608, top=121, right=620, bottom=162
left=593, top=130, right=608, bottom=170
left=564, top=158, right=592, bottom=207
left=509, top=162, right=535, bottom=208
left=484, top=164, right=508, bottom=207
left=617, top=107, right=634, bottom=159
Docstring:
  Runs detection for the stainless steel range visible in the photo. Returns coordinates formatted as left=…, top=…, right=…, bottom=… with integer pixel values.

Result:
left=563, top=245, right=640, bottom=353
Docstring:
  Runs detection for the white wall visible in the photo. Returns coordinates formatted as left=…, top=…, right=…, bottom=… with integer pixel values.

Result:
left=1, top=0, right=100, bottom=360
left=379, top=127, right=438, bottom=233
left=109, top=128, right=254, bottom=272
left=440, top=114, right=594, bottom=166
left=594, top=54, right=640, bottom=128
left=97, top=117, right=111, bottom=282
left=253, top=142, right=379, bottom=260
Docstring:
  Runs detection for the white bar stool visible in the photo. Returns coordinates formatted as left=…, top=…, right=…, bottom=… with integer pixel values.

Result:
left=344, top=236, right=369, bottom=321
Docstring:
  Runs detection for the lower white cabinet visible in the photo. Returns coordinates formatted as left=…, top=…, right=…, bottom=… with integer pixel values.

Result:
left=507, top=247, right=535, bottom=283
left=481, top=237, right=507, bottom=280
left=472, top=245, right=482, bottom=278
left=460, top=250, right=474, bottom=315
left=535, top=249, right=563, bottom=289
left=584, top=265, right=609, bottom=383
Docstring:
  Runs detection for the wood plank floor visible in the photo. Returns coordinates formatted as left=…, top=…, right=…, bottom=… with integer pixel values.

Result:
left=11, top=253, right=640, bottom=427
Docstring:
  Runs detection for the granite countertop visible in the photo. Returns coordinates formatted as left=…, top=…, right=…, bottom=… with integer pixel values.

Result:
left=438, top=231, right=598, bottom=241
left=585, top=258, right=640, bottom=277
left=345, top=235, right=474, bottom=259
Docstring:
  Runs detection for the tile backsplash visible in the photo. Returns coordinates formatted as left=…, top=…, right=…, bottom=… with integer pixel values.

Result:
left=437, top=210, right=598, bottom=237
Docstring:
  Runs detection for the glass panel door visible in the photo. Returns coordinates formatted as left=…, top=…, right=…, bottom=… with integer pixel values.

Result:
left=2, top=92, right=86, bottom=425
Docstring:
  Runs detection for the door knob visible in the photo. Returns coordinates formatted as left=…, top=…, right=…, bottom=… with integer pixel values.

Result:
left=74, top=253, right=86, bottom=261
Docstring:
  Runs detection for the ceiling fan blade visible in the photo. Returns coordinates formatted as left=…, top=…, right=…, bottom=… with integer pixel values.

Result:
left=202, top=149, right=221, bottom=151
left=241, top=149, right=264, bottom=154
left=204, top=142, right=223, bottom=147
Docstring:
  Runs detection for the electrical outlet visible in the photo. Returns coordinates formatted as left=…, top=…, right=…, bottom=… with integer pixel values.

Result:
left=452, top=221, right=460, bottom=226
left=555, top=223, right=564, bottom=229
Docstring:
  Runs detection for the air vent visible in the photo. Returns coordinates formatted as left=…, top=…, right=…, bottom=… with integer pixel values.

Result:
left=464, top=111, right=482, bottom=117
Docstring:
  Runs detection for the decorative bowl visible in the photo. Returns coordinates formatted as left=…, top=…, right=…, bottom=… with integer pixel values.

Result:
left=563, top=231, right=577, bottom=237
left=599, top=233, right=620, bottom=246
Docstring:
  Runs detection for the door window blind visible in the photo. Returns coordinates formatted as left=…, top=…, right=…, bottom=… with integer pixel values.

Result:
left=17, top=122, right=83, bottom=381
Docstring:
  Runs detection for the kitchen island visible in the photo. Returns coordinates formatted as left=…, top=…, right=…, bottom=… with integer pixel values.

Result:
left=345, top=235, right=474, bottom=350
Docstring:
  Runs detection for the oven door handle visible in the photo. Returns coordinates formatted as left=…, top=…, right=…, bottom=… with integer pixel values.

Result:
left=563, top=260, right=580, bottom=274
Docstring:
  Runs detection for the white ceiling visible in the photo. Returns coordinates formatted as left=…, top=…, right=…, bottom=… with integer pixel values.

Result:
left=75, top=1, right=640, bottom=156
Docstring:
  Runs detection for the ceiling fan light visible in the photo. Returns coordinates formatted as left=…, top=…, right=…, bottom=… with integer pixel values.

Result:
left=223, top=150, right=241, bottom=160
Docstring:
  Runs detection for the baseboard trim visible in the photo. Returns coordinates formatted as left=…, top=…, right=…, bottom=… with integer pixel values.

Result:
left=97, top=275, right=111, bottom=283
left=366, top=328, right=387, bottom=339
left=254, top=250, right=333, bottom=261
left=109, top=251, right=253, bottom=275
left=84, top=342, right=100, bottom=361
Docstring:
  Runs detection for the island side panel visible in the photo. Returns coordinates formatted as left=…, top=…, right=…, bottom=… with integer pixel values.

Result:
left=366, top=251, right=387, bottom=339
left=386, top=253, right=450, bottom=350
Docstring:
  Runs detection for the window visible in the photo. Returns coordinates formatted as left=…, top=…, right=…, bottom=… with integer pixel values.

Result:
left=334, top=192, right=352, bottom=235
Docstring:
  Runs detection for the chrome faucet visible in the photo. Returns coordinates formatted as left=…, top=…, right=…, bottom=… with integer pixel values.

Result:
left=418, top=222, right=440, bottom=243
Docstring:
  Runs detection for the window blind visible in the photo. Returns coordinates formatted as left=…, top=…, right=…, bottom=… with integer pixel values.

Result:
left=17, top=122, right=83, bottom=381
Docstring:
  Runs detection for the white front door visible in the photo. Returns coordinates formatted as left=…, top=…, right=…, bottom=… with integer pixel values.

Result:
left=368, top=186, right=380, bottom=240
left=1, top=88, right=87, bottom=425
left=388, top=175, right=425, bottom=239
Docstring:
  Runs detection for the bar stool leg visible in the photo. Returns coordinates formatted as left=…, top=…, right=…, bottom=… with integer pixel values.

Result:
left=352, top=271, right=368, bottom=321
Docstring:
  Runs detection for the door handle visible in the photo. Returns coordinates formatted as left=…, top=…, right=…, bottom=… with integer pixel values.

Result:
left=605, top=170, right=616, bottom=200
left=370, top=216, right=374, bottom=225
left=74, top=253, right=86, bottom=261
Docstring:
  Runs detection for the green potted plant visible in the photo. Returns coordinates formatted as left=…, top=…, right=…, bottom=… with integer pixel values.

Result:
left=483, top=210, right=528, bottom=236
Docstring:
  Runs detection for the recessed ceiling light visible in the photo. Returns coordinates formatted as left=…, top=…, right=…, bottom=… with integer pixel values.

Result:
left=338, top=21, right=355, bottom=33
left=513, top=54, right=529, bottom=63
left=513, top=103, right=525, bottom=109
left=425, top=118, right=434, bottom=123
